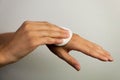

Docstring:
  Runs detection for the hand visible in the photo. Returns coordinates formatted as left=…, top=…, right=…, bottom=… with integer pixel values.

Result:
left=47, top=33, right=113, bottom=71
left=0, top=21, right=69, bottom=66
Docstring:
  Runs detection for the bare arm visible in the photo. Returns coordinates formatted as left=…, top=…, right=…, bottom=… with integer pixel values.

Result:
left=0, top=21, right=113, bottom=70
left=0, top=21, right=69, bottom=67
left=0, top=32, right=15, bottom=67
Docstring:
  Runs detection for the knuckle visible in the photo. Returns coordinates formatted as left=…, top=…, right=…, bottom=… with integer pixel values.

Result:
left=23, top=21, right=31, bottom=27
left=47, top=30, right=53, bottom=35
left=23, top=20, right=31, bottom=24
left=97, top=46, right=103, bottom=50
left=84, top=47, right=91, bottom=54
left=93, top=52, right=100, bottom=57
left=24, top=30, right=32, bottom=39
left=46, top=38, right=53, bottom=43
left=90, top=49, right=96, bottom=54
left=94, top=46, right=101, bottom=52
left=41, top=21, right=49, bottom=25
left=66, top=57, right=72, bottom=62
left=22, top=21, right=32, bottom=31
left=41, top=21, right=49, bottom=24
left=46, top=38, right=56, bottom=44
left=74, top=34, right=80, bottom=37
left=44, top=23, right=53, bottom=28
left=87, top=49, right=96, bottom=56
left=40, top=21, right=52, bottom=29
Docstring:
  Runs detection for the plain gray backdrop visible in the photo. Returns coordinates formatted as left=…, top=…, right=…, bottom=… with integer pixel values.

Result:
left=0, top=0, right=120, bottom=80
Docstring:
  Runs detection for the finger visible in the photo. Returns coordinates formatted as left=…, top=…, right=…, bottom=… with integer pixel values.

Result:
left=34, top=21, right=68, bottom=31
left=87, top=50, right=109, bottom=61
left=104, top=51, right=113, bottom=61
left=56, top=48, right=80, bottom=71
left=95, top=47, right=113, bottom=61
left=84, top=46, right=113, bottom=61
left=75, top=39, right=113, bottom=61
left=87, top=43, right=113, bottom=61
left=38, top=37, right=63, bottom=45
left=76, top=44, right=109, bottom=61
left=24, top=21, right=69, bottom=32
left=27, top=30, right=69, bottom=39
left=37, top=30, right=69, bottom=38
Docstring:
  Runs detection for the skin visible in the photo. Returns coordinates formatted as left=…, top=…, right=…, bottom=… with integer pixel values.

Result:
left=47, top=34, right=113, bottom=71
left=0, top=21, right=69, bottom=67
left=0, top=21, right=113, bottom=71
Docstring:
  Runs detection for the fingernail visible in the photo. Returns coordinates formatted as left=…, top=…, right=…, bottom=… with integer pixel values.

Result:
left=103, top=57, right=109, bottom=61
left=66, top=33, right=70, bottom=38
left=64, top=31, right=70, bottom=38
left=57, top=39, right=63, bottom=43
left=75, top=65, right=80, bottom=71
left=109, top=56, right=114, bottom=61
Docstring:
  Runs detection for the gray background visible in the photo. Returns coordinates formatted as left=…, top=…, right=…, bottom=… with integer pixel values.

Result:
left=0, top=0, right=120, bottom=80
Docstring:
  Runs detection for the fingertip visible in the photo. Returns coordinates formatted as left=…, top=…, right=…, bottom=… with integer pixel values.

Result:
left=109, top=57, right=114, bottom=61
left=108, top=57, right=114, bottom=62
left=98, top=57, right=108, bottom=62
left=74, top=64, right=80, bottom=71
left=105, top=52, right=114, bottom=62
left=55, top=27, right=72, bottom=46
left=55, top=39, right=63, bottom=44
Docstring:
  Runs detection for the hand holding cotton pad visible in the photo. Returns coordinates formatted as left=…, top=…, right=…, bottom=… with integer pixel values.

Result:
left=55, top=27, right=73, bottom=46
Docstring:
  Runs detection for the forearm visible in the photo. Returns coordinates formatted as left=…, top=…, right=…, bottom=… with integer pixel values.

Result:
left=0, top=32, right=15, bottom=67
left=0, top=50, right=10, bottom=67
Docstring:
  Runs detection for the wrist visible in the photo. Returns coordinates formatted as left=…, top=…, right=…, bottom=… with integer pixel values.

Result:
left=0, top=46, right=17, bottom=67
left=0, top=49, right=9, bottom=67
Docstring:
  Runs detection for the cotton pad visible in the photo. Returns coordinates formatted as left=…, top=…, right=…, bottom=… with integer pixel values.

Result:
left=55, top=27, right=73, bottom=46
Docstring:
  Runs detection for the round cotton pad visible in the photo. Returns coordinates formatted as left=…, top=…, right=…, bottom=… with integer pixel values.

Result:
left=55, top=27, right=73, bottom=46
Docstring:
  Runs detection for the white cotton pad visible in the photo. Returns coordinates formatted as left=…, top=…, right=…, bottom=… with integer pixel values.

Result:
left=55, top=27, right=73, bottom=46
